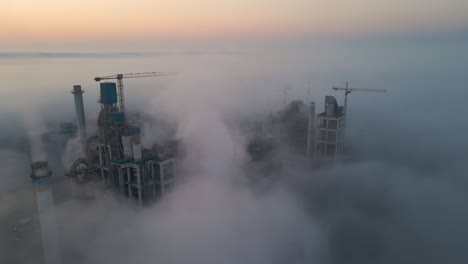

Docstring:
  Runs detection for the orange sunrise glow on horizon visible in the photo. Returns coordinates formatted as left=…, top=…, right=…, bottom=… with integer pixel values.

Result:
left=2, top=0, right=468, bottom=43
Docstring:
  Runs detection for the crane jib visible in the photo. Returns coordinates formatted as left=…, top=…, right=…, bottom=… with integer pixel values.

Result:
left=94, top=72, right=177, bottom=82
left=93, top=71, right=177, bottom=113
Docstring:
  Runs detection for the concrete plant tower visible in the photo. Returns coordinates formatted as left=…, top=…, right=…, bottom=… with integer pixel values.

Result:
left=315, top=96, right=345, bottom=160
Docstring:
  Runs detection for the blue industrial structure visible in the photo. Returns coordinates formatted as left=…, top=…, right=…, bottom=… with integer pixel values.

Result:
left=99, top=82, right=118, bottom=105
left=70, top=77, right=176, bottom=207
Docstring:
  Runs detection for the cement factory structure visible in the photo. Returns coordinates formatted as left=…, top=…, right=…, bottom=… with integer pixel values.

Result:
left=68, top=77, right=384, bottom=199
left=314, top=96, right=346, bottom=159
left=69, top=73, right=177, bottom=206
left=248, top=82, right=386, bottom=162
left=68, top=75, right=370, bottom=207
left=26, top=77, right=386, bottom=264
left=259, top=95, right=345, bottom=161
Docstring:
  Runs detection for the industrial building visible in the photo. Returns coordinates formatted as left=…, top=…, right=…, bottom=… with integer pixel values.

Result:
left=268, top=100, right=309, bottom=153
left=248, top=95, right=346, bottom=162
left=314, top=96, right=345, bottom=159
left=69, top=74, right=177, bottom=206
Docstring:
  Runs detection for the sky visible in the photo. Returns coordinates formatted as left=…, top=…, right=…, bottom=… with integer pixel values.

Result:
left=2, top=0, right=468, bottom=51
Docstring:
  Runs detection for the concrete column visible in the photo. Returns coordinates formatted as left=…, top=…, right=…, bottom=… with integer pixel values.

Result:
left=314, top=117, right=321, bottom=156
left=126, top=167, right=132, bottom=201
left=98, top=146, right=104, bottom=180
left=306, top=102, right=316, bottom=157
left=151, top=164, right=156, bottom=200
left=117, top=167, right=125, bottom=197
left=136, top=167, right=142, bottom=207
left=160, top=164, right=165, bottom=196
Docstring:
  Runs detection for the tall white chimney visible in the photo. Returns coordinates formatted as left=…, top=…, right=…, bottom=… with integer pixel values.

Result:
left=31, top=161, right=61, bottom=264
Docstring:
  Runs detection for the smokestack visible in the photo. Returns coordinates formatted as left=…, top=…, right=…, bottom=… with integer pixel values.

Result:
left=306, top=102, right=315, bottom=157
left=31, top=161, right=61, bottom=264
left=71, top=85, right=87, bottom=151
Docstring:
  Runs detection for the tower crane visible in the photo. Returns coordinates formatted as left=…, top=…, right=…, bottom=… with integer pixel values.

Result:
left=94, top=72, right=177, bottom=113
left=331, top=82, right=387, bottom=150
left=332, top=82, right=387, bottom=115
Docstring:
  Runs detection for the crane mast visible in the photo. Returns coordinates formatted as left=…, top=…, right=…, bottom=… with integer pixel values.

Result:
left=94, top=72, right=176, bottom=112
left=117, top=75, right=124, bottom=113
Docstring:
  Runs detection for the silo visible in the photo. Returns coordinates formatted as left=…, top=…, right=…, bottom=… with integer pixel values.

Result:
left=100, top=82, right=118, bottom=105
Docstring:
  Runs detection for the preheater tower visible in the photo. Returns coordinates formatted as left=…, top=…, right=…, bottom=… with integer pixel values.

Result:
left=68, top=74, right=177, bottom=207
left=315, top=96, right=345, bottom=160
